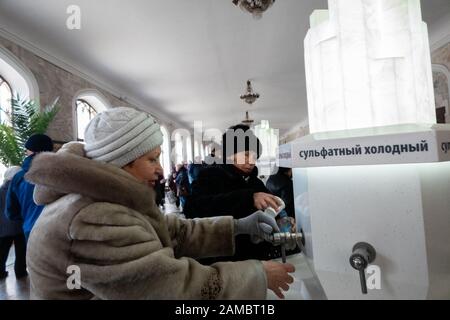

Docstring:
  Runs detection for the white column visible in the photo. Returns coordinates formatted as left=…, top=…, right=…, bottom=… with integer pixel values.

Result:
left=304, top=0, right=436, bottom=134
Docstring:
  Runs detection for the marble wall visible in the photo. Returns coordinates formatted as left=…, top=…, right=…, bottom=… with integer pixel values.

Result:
left=432, top=42, right=450, bottom=70
left=0, top=35, right=172, bottom=143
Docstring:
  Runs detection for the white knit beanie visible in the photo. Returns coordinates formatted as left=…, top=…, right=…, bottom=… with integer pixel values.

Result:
left=84, top=107, right=164, bottom=168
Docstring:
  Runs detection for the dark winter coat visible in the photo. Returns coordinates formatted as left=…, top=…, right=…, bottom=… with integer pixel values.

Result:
left=5, top=155, right=45, bottom=235
left=188, top=163, right=204, bottom=184
left=184, top=164, right=283, bottom=261
left=154, top=175, right=166, bottom=206
left=175, top=167, right=190, bottom=197
left=0, top=180, right=23, bottom=237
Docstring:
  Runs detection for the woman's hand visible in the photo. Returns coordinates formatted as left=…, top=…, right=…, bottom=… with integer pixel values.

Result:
left=262, top=261, right=295, bottom=299
left=253, top=192, right=281, bottom=211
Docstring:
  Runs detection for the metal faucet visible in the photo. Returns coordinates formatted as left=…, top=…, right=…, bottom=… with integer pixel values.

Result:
left=265, top=232, right=303, bottom=263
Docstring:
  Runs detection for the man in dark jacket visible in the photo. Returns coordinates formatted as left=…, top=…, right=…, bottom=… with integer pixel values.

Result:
left=0, top=166, right=27, bottom=279
left=168, top=169, right=180, bottom=207
left=175, top=164, right=190, bottom=211
left=184, top=124, right=282, bottom=261
left=154, top=173, right=166, bottom=208
left=5, top=134, right=53, bottom=242
left=188, top=156, right=204, bottom=185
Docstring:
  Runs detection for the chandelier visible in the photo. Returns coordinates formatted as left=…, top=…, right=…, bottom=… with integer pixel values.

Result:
left=240, top=80, right=260, bottom=105
left=242, top=111, right=254, bottom=126
left=232, top=0, right=275, bottom=19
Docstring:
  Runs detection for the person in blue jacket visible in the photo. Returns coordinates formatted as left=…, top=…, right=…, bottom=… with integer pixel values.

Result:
left=0, top=166, right=27, bottom=279
left=5, top=134, right=53, bottom=242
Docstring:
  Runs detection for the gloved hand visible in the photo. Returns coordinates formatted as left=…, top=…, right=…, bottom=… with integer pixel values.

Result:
left=234, top=210, right=280, bottom=240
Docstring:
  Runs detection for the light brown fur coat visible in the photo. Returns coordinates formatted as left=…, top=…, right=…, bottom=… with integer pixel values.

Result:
left=25, top=142, right=267, bottom=300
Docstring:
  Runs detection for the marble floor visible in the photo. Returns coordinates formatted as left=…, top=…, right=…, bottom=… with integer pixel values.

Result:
left=0, top=248, right=30, bottom=300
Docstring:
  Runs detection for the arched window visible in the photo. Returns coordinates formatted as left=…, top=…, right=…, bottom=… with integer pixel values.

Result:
left=0, top=75, right=12, bottom=126
left=186, top=136, right=193, bottom=163
left=76, top=99, right=98, bottom=141
left=0, top=45, right=40, bottom=103
left=200, top=142, right=205, bottom=160
left=433, top=64, right=450, bottom=124
left=254, top=120, right=279, bottom=176
left=0, top=46, right=39, bottom=180
left=194, top=140, right=200, bottom=158
left=174, top=133, right=184, bottom=165
left=74, top=89, right=109, bottom=141
left=160, top=126, right=171, bottom=178
left=0, top=75, right=13, bottom=180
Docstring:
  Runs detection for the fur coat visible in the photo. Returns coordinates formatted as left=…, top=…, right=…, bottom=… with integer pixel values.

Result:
left=25, top=142, right=267, bottom=300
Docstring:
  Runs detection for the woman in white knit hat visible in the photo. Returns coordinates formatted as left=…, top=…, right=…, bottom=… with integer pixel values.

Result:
left=24, top=107, right=294, bottom=300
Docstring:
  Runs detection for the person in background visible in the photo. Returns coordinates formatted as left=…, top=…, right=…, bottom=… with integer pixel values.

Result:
left=24, top=107, right=295, bottom=300
left=184, top=124, right=283, bottom=261
left=5, top=134, right=54, bottom=242
left=188, top=156, right=204, bottom=185
left=168, top=168, right=180, bottom=208
left=266, top=167, right=300, bottom=255
left=0, top=166, right=27, bottom=280
left=154, top=173, right=166, bottom=209
left=175, top=163, right=190, bottom=211
left=266, top=167, right=295, bottom=220
left=204, top=143, right=222, bottom=166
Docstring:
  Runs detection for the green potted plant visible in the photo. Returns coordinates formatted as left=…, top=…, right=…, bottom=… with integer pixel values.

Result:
left=0, top=95, right=59, bottom=167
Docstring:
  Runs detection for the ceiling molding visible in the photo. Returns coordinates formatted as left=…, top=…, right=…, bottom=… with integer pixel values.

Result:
left=429, top=12, right=450, bottom=52
left=0, top=27, right=185, bottom=130
left=431, top=34, right=450, bottom=53
left=280, top=118, right=310, bottom=141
